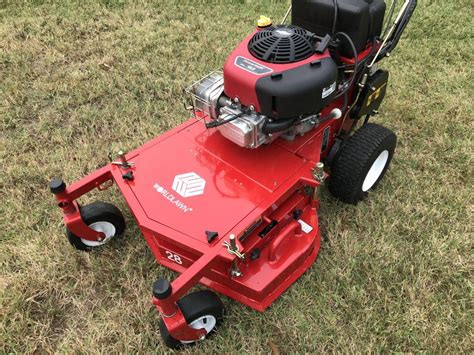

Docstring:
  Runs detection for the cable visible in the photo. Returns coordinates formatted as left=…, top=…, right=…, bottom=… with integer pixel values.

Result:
left=382, top=0, right=398, bottom=39
left=336, top=36, right=378, bottom=71
left=331, top=0, right=338, bottom=35
left=334, top=36, right=379, bottom=137
left=281, top=4, right=292, bottom=24
left=332, top=31, right=358, bottom=99
left=205, top=112, right=244, bottom=128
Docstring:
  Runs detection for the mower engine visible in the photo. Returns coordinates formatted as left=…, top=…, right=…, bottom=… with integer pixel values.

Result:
left=187, top=25, right=341, bottom=148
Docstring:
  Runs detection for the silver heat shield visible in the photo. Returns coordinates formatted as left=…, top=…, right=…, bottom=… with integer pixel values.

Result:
left=217, top=106, right=268, bottom=149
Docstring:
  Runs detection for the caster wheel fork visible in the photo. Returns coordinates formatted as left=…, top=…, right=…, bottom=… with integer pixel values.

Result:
left=153, top=279, right=225, bottom=349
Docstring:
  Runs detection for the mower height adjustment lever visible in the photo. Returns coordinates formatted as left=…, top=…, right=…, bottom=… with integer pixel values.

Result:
left=223, top=234, right=245, bottom=259
left=224, top=234, right=244, bottom=278
left=110, top=150, right=135, bottom=169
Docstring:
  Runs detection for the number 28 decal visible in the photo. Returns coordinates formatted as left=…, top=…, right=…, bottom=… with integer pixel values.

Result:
left=165, top=250, right=183, bottom=265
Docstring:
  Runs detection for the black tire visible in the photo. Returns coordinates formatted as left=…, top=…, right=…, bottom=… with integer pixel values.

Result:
left=329, top=123, right=397, bottom=204
left=66, top=202, right=126, bottom=251
left=159, top=290, right=224, bottom=349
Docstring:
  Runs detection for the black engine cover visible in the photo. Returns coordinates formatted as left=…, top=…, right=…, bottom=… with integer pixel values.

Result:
left=248, top=25, right=315, bottom=64
left=255, top=57, right=338, bottom=119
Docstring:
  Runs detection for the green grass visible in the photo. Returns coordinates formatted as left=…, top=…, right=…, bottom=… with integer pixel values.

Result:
left=1, top=0, right=473, bottom=353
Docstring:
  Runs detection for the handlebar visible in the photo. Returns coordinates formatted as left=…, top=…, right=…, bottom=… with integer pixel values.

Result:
left=369, top=0, right=417, bottom=66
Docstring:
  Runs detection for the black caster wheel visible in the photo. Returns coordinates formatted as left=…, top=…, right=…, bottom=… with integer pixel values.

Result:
left=159, top=290, right=224, bottom=349
left=66, top=202, right=126, bottom=251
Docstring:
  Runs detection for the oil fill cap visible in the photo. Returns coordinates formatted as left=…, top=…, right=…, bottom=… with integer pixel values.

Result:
left=257, top=15, right=272, bottom=28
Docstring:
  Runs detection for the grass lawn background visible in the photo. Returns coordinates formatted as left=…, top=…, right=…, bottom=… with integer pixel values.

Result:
left=1, top=0, right=472, bottom=352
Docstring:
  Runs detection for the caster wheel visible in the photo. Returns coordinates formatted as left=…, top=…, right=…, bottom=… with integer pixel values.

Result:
left=66, top=202, right=126, bottom=251
left=159, top=290, right=224, bottom=349
left=329, top=123, right=397, bottom=204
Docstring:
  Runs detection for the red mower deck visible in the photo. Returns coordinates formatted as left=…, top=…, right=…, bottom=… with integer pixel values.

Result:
left=52, top=116, right=329, bottom=308
left=51, top=117, right=331, bottom=341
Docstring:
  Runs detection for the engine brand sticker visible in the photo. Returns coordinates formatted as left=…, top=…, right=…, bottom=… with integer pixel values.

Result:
left=322, top=81, right=337, bottom=99
left=234, top=56, right=273, bottom=75
left=298, top=219, right=314, bottom=234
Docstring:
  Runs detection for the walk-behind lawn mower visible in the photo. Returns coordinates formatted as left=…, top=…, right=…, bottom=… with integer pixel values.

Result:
left=50, top=0, right=416, bottom=348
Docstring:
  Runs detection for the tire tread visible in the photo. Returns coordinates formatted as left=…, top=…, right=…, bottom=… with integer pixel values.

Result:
left=159, top=290, right=224, bottom=349
left=329, top=123, right=396, bottom=204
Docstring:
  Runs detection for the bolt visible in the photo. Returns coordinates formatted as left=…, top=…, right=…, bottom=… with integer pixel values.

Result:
left=229, top=234, right=243, bottom=277
left=229, top=234, right=237, bottom=250
left=312, top=162, right=325, bottom=182
left=118, top=150, right=128, bottom=166
left=231, top=268, right=242, bottom=277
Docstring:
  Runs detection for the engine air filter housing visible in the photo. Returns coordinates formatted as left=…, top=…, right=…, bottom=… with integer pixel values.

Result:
left=248, top=25, right=315, bottom=64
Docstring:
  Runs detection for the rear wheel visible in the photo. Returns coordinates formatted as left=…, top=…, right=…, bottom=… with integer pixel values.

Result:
left=66, top=202, right=126, bottom=251
left=159, top=290, right=224, bottom=349
left=329, top=123, right=396, bottom=204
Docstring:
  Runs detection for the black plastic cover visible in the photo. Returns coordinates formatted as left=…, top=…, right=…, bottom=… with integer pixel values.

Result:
left=248, top=25, right=315, bottom=64
left=256, top=57, right=338, bottom=119
left=205, top=230, right=219, bottom=243
left=292, top=0, right=386, bottom=56
left=49, top=178, right=66, bottom=194
left=152, top=278, right=172, bottom=299
left=353, top=69, right=389, bottom=117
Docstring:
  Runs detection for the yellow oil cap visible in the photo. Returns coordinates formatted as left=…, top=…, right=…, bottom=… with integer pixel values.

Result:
left=257, top=15, right=272, bottom=28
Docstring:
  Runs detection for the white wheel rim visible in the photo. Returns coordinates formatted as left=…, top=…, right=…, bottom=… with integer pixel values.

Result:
left=81, top=221, right=116, bottom=247
left=180, top=315, right=217, bottom=344
left=362, top=150, right=389, bottom=192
